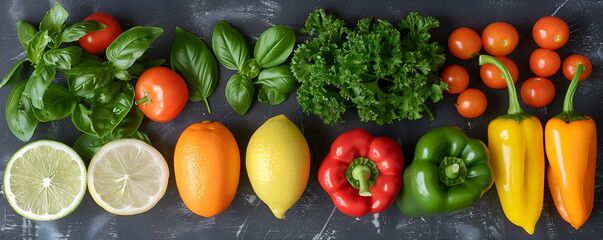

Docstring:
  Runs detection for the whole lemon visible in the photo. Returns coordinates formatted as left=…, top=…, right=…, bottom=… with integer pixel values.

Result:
left=246, top=114, right=310, bottom=219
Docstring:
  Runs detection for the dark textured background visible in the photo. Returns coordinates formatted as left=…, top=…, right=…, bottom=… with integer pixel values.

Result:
left=1, top=0, right=602, bottom=239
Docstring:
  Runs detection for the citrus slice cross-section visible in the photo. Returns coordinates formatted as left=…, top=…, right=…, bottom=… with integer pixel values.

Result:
left=88, top=138, right=169, bottom=215
left=3, top=140, right=87, bottom=221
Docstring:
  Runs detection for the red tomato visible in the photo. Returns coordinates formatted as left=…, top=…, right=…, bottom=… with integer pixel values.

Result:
left=562, top=54, right=592, bottom=81
left=135, top=67, right=189, bottom=122
left=448, top=27, right=482, bottom=60
left=456, top=88, right=487, bottom=118
left=529, top=48, right=560, bottom=77
left=78, top=13, right=122, bottom=54
left=482, top=22, right=519, bottom=56
left=480, top=56, right=519, bottom=89
left=441, top=65, right=469, bottom=94
left=520, top=77, right=555, bottom=108
left=532, top=16, right=569, bottom=50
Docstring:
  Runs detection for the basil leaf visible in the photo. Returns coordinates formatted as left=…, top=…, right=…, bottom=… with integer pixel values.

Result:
left=129, top=131, right=152, bottom=145
left=128, top=59, right=165, bottom=78
left=254, top=25, right=295, bottom=68
left=212, top=21, right=250, bottom=71
left=66, top=59, right=113, bottom=101
left=258, top=85, right=289, bottom=105
left=256, top=65, right=295, bottom=93
left=113, top=68, right=132, bottom=81
left=17, top=21, right=37, bottom=50
left=39, top=2, right=68, bottom=47
left=171, top=27, right=218, bottom=111
left=106, top=26, right=164, bottom=70
left=71, top=103, right=96, bottom=136
left=239, top=58, right=261, bottom=79
left=5, top=81, right=38, bottom=142
left=42, top=46, right=82, bottom=70
left=32, top=84, right=78, bottom=122
left=23, top=64, right=56, bottom=109
left=113, top=107, right=144, bottom=138
left=225, top=74, right=254, bottom=115
left=91, top=81, right=134, bottom=137
left=26, top=30, right=50, bottom=64
left=72, top=133, right=105, bottom=159
left=61, top=20, right=106, bottom=43
left=0, top=58, right=27, bottom=88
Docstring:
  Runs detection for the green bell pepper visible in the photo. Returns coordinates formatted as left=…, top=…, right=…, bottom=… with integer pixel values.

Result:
left=396, top=127, right=494, bottom=216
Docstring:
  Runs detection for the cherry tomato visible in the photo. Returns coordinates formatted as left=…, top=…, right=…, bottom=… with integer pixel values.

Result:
left=456, top=88, right=487, bottom=118
left=448, top=27, right=482, bottom=60
left=78, top=13, right=122, bottom=54
left=480, top=56, right=519, bottom=89
left=441, top=65, right=470, bottom=94
left=520, top=77, right=555, bottom=108
left=529, top=48, right=560, bottom=77
left=135, top=67, right=189, bottom=122
left=532, top=16, right=569, bottom=50
left=482, top=22, right=519, bottom=56
left=562, top=54, right=592, bottom=81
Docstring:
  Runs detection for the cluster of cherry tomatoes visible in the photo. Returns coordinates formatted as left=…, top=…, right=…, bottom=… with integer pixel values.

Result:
left=443, top=16, right=593, bottom=118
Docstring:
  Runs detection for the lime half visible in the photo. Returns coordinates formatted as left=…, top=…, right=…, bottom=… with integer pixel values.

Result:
left=3, top=140, right=87, bottom=221
left=88, top=138, right=169, bottom=215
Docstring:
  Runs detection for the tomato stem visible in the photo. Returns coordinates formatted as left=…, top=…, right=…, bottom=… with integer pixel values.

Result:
left=135, top=91, right=152, bottom=105
left=556, top=63, right=587, bottom=122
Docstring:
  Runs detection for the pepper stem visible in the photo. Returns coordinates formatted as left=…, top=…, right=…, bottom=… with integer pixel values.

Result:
left=352, top=165, right=373, bottom=196
left=555, top=63, right=587, bottom=122
left=345, top=157, right=379, bottom=197
left=478, top=55, right=528, bottom=122
left=439, top=157, right=468, bottom=187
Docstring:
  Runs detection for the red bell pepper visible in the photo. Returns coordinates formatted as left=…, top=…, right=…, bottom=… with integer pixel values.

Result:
left=318, top=129, right=405, bottom=217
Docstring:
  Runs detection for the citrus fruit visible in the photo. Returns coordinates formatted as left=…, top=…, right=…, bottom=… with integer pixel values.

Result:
left=246, top=114, right=310, bottom=219
left=87, top=138, right=169, bottom=215
left=174, top=121, right=240, bottom=217
left=3, top=140, right=86, bottom=221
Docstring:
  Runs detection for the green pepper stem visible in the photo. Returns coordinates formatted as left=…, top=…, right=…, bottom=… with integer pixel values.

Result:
left=556, top=63, right=587, bottom=122
left=439, top=157, right=468, bottom=187
left=478, top=55, right=523, bottom=116
left=352, top=165, right=373, bottom=197
left=444, top=163, right=460, bottom=179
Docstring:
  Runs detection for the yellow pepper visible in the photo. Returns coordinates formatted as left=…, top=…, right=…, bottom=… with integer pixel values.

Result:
left=479, top=55, right=544, bottom=234
left=545, top=63, right=596, bottom=229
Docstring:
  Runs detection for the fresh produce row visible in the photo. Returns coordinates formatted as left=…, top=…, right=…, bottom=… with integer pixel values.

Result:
left=0, top=2, right=596, bottom=236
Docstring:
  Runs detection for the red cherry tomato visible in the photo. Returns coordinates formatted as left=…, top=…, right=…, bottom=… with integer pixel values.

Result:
left=529, top=48, right=561, bottom=77
left=562, top=54, right=592, bottom=81
left=78, top=13, right=122, bottom=54
left=532, top=16, right=569, bottom=50
left=135, top=67, right=189, bottom=122
left=456, top=88, right=487, bottom=118
left=482, top=22, right=519, bottom=56
left=520, top=77, right=555, bottom=108
left=441, top=65, right=469, bottom=94
left=448, top=27, right=482, bottom=60
left=480, top=56, right=519, bottom=89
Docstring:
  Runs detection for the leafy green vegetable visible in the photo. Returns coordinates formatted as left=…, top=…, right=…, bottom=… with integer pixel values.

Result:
left=129, top=131, right=152, bottom=145
left=254, top=25, right=296, bottom=68
left=42, top=46, right=82, bottom=70
left=61, top=20, right=106, bottom=43
left=291, top=9, right=446, bottom=125
left=212, top=21, right=250, bottom=71
left=39, top=2, right=68, bottom=48
left=26, top=30, right=50, bottom=64
left=90, top=81, right=135, bottom=137
left=32, top=84, right=78, bottom=122
left=239, top=58, right=261, bottom=79
left=71, top=103, right=96, bottom=136
left=66, top=59, right=113, bottom=100
left=5, top=81, right=38, bottom=141
left=171, top=27, right=219, bottom=112
left=0, top=59, right=27, bottom=88
left=17, top=21, right=37, bottom=50
left=225, top=74, right=254, bottom=115
left=256, top=65, right=295, bottom=93
left=258, top=85, right=288, bottom=105
left=106, top=26, right=164, bottom=70
left=23, top=64, right=56, bottom=109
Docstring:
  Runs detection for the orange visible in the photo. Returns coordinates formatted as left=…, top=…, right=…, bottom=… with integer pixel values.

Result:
left=174, top=121, right=240, bottom=217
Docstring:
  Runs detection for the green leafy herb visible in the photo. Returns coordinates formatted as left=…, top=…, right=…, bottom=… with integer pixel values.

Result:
left=225, top=74, right=254, bottom=115
left=66, top=59, right=113, bottom=100
left=212, top=21, right=250, bottom=71
left=42, top=46, right=82, bottom=70
left=170, top=27, right=219, bottom=112
left=16, top=21, right=37, bottom=50
left=0, top=59, right=27, bottom=88
left=32, top=84, right=78, bottom=122
left=71, top=103, right=96, bottom=136
left=61, top=20, right=106, bottom=43
left=291, top=9, right=446, bottom=125
left=258, top=85, right=288, bottom=105
left=106, top=26, right=164, bottom=70
left=90, top=81, right=135, bottom=137
left=256, top=65, right=295, bottom=93
left=26, top=30, right=50, bottom=64
left=39, top=2, right=68, bottom=48
left=254, top=25, right=296, bottom=68
left=23, top=64, right=56, bottom=109
left=5, top=81, right=38, bottom=141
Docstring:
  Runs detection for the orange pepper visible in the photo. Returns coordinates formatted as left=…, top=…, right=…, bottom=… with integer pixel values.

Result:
left=545, top=62, right=597, bottom=229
